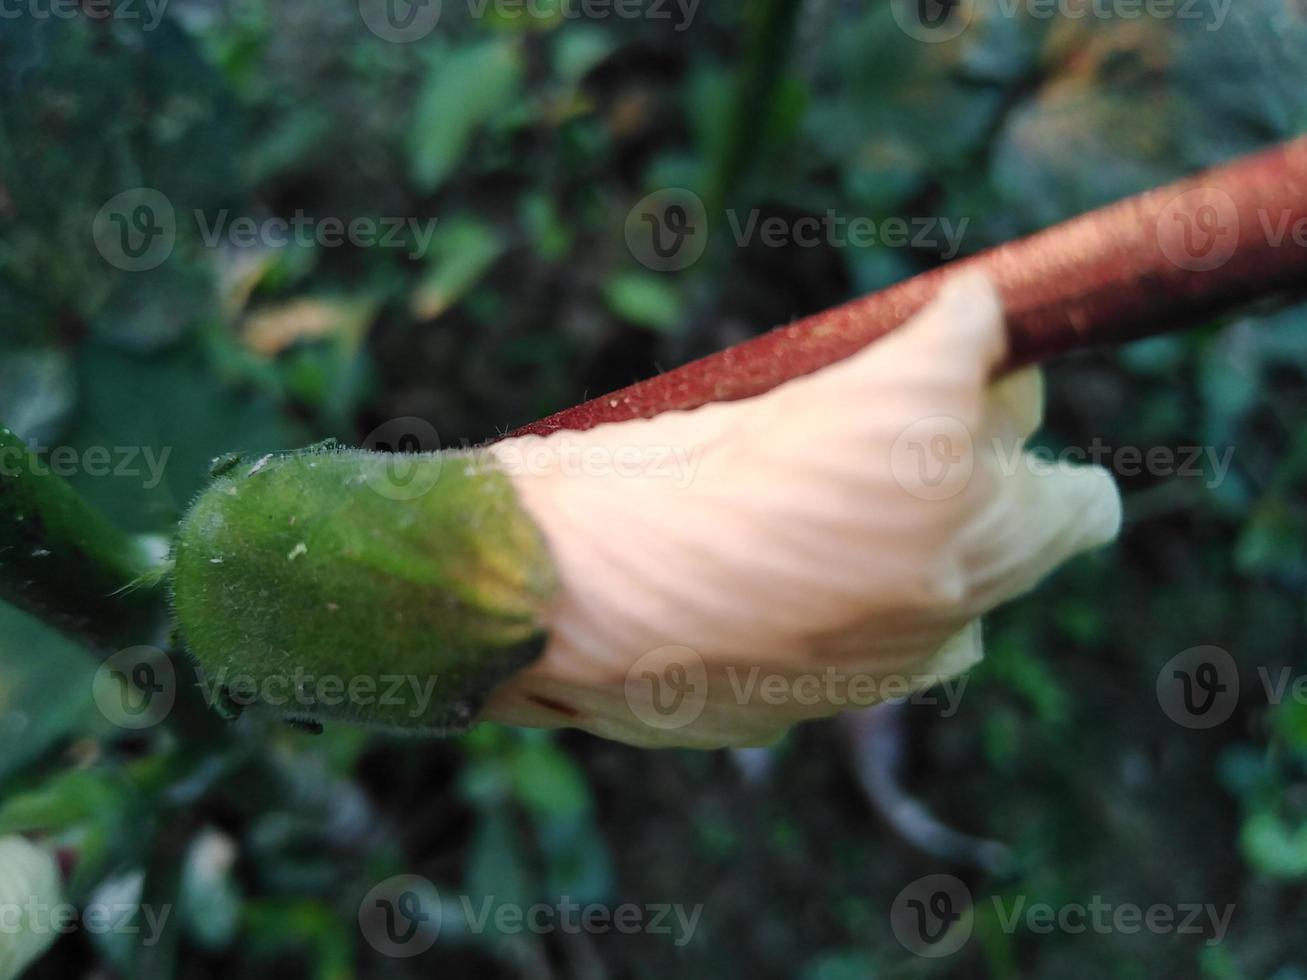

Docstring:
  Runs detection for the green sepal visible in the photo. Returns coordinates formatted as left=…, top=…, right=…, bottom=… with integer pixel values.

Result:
left=172, top=445, right=555, bottom=735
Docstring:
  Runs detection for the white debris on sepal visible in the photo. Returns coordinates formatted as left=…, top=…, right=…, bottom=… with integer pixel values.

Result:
left=482, top=273, right=1123, bottom=748
left=0, top=836, right=63, bottom=980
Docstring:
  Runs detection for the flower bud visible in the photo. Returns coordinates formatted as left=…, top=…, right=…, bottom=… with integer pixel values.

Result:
left=172, top=446, right=555, bottom=734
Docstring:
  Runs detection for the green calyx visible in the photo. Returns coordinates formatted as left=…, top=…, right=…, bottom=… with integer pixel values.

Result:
left=172, top=444, right=555, bottom=735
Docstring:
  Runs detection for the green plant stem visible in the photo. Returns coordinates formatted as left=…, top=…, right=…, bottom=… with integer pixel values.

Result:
left=0, top=424, right=165, bottom=649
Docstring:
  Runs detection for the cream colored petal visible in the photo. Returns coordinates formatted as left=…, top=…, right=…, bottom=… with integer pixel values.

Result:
left=0, top=836, right=62, bottom=980
left=482, top=273, right=1121, bottom=748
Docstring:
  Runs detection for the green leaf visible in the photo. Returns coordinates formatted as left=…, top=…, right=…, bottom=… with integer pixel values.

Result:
left=408, top=40, right=525, bottom=194
left=0, top=603, right=98, bottom=782
left=602, top=272, right=685, bottom=333
left=508, top=737, right=590, bottom=819
left=410, top=218, right=506, bottom=321
left=1241, top=810, right=1307, bottom=879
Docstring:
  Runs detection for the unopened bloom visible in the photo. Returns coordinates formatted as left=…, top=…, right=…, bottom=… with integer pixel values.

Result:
left=481, top=274, right=1122, bottom=747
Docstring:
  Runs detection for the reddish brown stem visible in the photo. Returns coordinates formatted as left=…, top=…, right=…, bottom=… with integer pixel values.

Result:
left=513, top=137, right=1307, bottom=438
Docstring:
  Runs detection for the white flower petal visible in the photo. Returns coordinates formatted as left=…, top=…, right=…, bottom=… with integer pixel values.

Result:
left=482, top=273, right=1122, bottom=747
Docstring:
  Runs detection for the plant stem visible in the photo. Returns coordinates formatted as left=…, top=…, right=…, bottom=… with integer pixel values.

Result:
left=513, top=137, right=1307, bottom=438
left=0, top=424, right=165, bottom=649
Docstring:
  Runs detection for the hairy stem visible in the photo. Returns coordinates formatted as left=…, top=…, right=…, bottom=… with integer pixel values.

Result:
left=0, top=424, right=165, bottom=648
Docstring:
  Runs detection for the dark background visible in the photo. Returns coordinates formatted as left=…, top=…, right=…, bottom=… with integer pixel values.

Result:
left=2, top=0, right=1306, bottom=977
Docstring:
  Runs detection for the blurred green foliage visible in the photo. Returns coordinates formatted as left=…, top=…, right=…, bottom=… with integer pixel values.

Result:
left=1, top=1, right=1306, bottom=977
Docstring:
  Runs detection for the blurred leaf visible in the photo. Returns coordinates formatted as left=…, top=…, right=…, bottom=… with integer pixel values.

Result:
left=508, top=737, right=590, bottom=819
left=180, top=829, right=243, bottom=951
left=408, top=39, right=525, bottom=194
left=1241, top=810, right=1307, bottom=879
left=0, top=604, right=97, bottom=781
left=0, top=348, right=74, bottom=445
left=602, top=271, right=684, bottom=333
left=410, top=218, right=506, bottom=321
